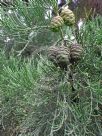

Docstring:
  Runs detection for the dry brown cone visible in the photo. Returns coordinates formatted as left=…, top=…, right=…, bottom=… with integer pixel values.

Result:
left=48, top=44, right=70, bottom=69
left=70, top=44, right=83, bottom=63
left=48, top=46, right=59, bottom=63
left=50, top=15, right=64, bottom=32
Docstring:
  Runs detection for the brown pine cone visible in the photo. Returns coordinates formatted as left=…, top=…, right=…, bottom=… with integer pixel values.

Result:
left=48, top=45, right=70, bottom=69
left=70, top=44, right=83, bottom=63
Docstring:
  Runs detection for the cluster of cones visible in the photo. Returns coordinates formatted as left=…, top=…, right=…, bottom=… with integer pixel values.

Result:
left=48, top=43, right=83, bottom=69
left=48, top=5, right=83, bottom=69
left=50, top=6, right=75, bottom=32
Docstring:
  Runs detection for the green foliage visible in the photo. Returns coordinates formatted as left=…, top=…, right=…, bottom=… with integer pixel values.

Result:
left=0, top=1, right=102, bottom=136
left=77, top=16, right=102, bottom=45
left=0, top=53, right=39, bottom=120
left=0, top=0, right=60, bottom=52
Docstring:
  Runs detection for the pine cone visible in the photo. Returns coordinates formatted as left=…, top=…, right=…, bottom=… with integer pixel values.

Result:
left=70, top=44, right=83, bottom=62
left=56, top=45, right=70, bottom=63
left=48, top=45, right=70, bottom=69
left=50, top=16, right=64, bottom=32
left=60, top=8, right=75, bottom=26
left=48, top=46, right=59, bottom=63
